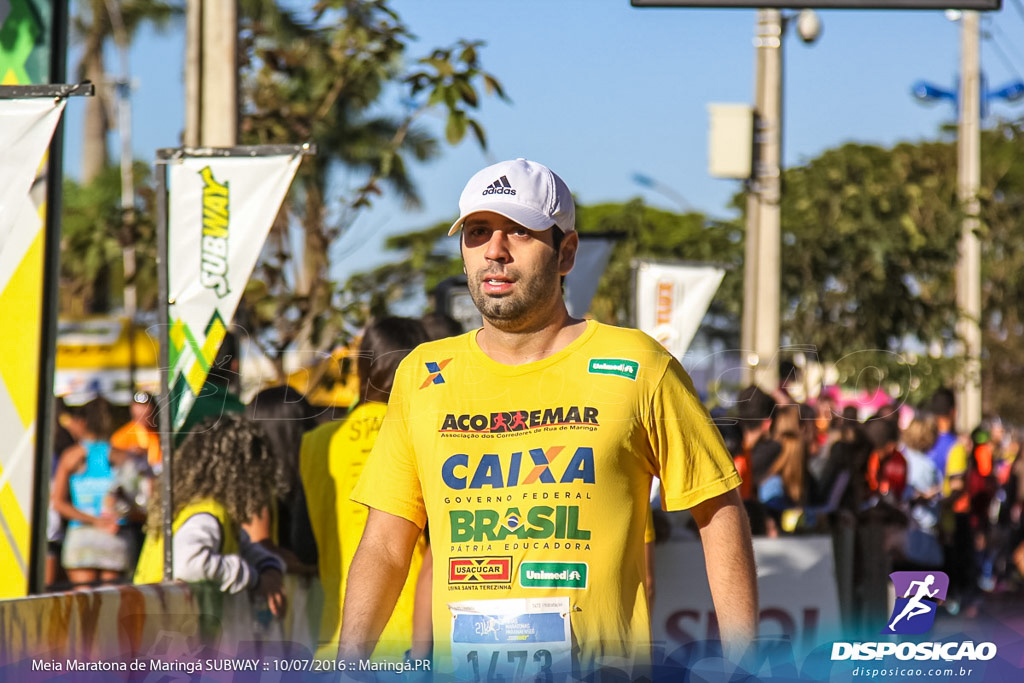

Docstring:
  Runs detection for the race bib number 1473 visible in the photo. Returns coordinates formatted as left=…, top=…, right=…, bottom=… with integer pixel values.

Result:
left=449, top=597, right=572, bottom=682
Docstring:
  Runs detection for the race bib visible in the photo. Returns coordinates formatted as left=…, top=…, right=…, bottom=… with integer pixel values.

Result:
left=449, top=597, right=572, bottom=682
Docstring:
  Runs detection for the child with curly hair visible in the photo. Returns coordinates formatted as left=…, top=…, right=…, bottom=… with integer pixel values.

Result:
left=134, top=413, right=287, bottom=616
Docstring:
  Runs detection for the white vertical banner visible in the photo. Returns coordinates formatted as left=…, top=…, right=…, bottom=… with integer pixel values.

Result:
left=634, top=260, right=725, bottom=360
left=167, top=154, right=301, bottom=430
left=0, top=97, right=66, bottom=597
left=0, top=98, right=66, bottom=254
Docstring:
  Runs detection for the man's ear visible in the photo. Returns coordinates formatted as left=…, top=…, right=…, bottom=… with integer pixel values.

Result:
left=558, top=231, right=579, bottom=276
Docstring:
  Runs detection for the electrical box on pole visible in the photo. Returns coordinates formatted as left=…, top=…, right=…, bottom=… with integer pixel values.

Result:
left=708, top=104, right=754, bottom=179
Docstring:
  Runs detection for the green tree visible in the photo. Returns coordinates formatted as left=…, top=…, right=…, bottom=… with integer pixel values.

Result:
left=739, top=122, right=1024, bottom=419
left=775, top=141, right=961, bottom=356
left=236, top=0, right=506, bottom=377
left=60, top=162, right=159, bottom=315
left=977, top=120, right=1024, bottom=423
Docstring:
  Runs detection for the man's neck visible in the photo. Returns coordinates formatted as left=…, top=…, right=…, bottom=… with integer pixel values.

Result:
left=476, top=310, right=587, bottom=365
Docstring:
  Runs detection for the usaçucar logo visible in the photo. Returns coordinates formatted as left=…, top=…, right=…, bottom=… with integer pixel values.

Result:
left=883, top=571, right=949, bottom=635
left=448, top=556, right=512, bottom=584
left=199, top=166, right=231, bottom=298
left=588, top=358, right=638, bottom=380
left=420, top=358, right=452, bottom=389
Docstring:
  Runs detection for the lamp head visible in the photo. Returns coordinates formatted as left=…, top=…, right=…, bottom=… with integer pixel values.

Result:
left=795, top=10, right=821, bottom=45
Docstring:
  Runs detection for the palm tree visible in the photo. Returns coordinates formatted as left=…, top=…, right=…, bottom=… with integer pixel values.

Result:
left=72, top=0, right=181, bottom=182
left=237, top=0, right=505, bottom=377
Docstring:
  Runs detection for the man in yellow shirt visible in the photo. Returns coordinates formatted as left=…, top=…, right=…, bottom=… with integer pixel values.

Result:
left=340, top=159, right=757, bottom=679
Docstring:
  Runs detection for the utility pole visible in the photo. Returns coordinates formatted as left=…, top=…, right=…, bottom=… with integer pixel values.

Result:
left=957, top=10, right=982, bottom=434
left=745, top=9, right=783, bottom=392
left=104, top=0, right=138, bottom=391
left=741, top=13, right=764, bottom=387
left=185, top=0, right=238, bottom=147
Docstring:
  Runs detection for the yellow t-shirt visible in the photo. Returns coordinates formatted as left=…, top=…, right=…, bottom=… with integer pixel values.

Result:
left=942, top=442, right=969, bottom=497
left=300, top=402, right=426, bottom=660
left=351, top=321, right=740, bottom=677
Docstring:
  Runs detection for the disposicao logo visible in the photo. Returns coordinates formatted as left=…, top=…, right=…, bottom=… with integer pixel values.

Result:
left=588, top=358, right=638, bottom=381
left=831, top=570, right=998, bottom=663
left=883, top=571, right=948, bottom=635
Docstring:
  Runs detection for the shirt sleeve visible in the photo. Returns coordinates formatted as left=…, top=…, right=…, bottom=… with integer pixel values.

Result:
left=173, top=513, right=255, bottom=593
left=239, top=528, right=286, bottom=577
left=646, top=356, right=741, bottom=511
left=350, top=358, right=427, bottom=528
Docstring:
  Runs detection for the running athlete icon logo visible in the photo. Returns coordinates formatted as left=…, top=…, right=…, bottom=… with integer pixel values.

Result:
left=420, top=358, right=452, bottom=389
left=882, top=571, right=949, bottom=635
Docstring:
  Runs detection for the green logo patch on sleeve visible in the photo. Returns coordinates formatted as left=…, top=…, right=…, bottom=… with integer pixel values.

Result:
left=588, top=358, right=639, bottom=380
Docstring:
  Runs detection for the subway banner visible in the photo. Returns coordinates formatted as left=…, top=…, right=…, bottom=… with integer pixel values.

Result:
left=0, top=99, right=66, bottom=249
left=0, top=0, right=59, bottom=599
left=0, top=97, right=66, bottom=598
left=166, top=154, right=300, bottom=430
left=634, top=260, right=724, bottom=360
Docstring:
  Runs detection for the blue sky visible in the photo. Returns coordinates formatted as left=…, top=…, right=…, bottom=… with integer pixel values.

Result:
left=61, top=1, right=1024, bottom=280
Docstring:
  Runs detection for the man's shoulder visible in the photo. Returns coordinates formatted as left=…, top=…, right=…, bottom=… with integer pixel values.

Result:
left=585, top=322, right=674, bottom=361
left=589, top=321, right=663, bottom=345
left=394, top=332, right=473, bottom=370
left=417, top=331, right=474, bottom=353
left=582, top=323, right=677, bottom=386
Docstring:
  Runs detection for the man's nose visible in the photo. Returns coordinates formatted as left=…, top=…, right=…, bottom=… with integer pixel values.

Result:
left=484, top=231, right=510, bottom=262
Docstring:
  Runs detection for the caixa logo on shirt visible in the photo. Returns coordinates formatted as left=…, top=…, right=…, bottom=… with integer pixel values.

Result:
left=442, top=447, right=595, bottom=490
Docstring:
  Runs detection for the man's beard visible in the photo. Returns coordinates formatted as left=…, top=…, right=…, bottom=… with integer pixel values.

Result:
left=467, top=254, right=561, bottom=331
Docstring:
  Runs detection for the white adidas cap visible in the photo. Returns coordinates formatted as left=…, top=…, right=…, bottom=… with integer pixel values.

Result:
left=447, top=158, right=576, bottom=237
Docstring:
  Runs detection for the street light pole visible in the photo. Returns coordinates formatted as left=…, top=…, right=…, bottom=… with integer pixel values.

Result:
left=744, top=9, right=784, bottom=391
left=957, top=10, right=982, bottom=434
left=751, top=9, right=783, bottom=392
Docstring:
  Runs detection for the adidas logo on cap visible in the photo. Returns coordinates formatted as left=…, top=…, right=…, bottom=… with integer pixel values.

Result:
left=448, top=158, right=576, bottom=236
left=482, top=175, right=516, bottom=196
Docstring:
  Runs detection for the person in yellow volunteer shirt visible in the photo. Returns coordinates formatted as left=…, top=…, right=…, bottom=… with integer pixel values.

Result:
left=299, top=317, right=432, bottom=661
left=339, top=159, right=758, bottom=679
left=134, top=414, right=286, bottom=616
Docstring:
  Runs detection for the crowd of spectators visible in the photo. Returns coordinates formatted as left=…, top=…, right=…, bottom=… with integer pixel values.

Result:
left=711, top=381, right=1024, bottom=618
